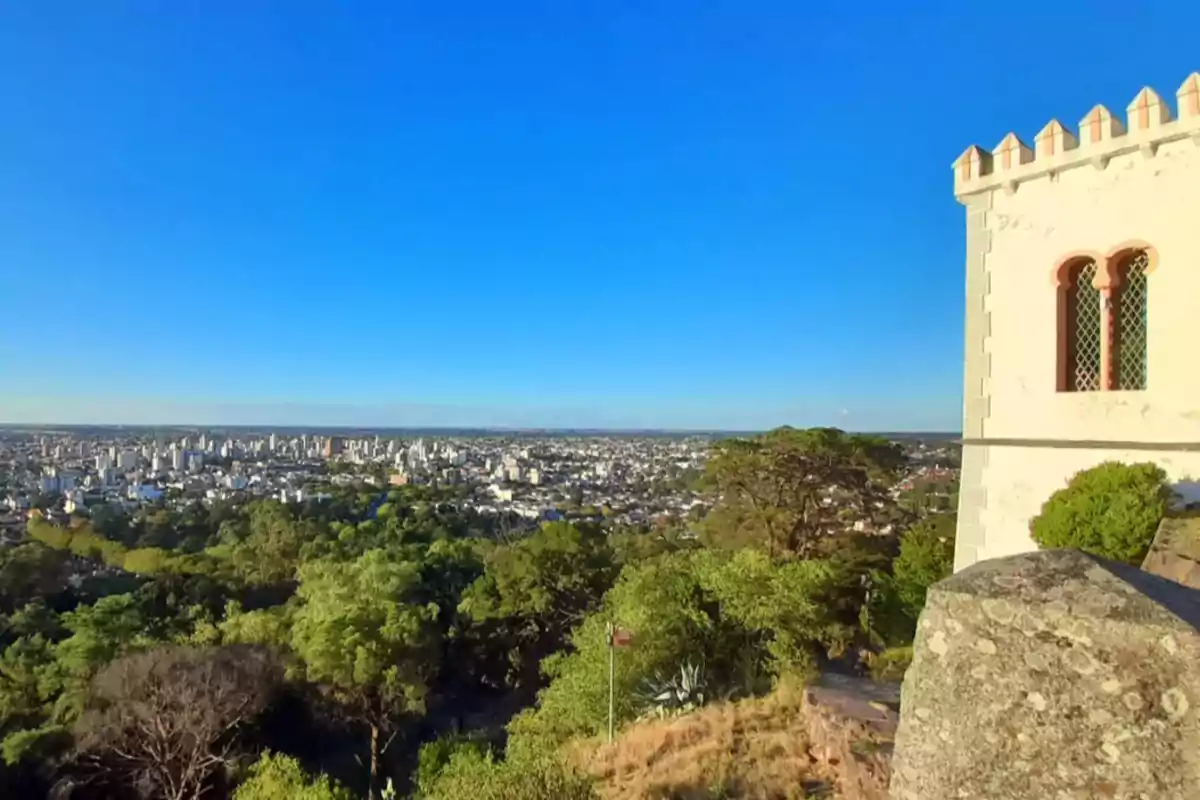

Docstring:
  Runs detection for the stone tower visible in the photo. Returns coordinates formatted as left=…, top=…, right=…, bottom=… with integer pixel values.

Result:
left=954, top=73, right=1200, bottom=571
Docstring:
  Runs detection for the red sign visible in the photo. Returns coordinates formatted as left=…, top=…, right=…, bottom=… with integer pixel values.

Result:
left=612, top=629, right=633, bottom=648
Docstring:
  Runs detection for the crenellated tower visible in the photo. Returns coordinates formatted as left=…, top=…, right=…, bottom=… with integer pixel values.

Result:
left=953, top=73, right=1200, bottom=570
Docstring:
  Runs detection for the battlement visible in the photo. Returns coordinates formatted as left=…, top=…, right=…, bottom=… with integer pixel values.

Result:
left=953, top=72, right=1200, bottom=199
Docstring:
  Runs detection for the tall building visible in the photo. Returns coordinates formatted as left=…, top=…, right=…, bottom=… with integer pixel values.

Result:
left=324, top=437, right=344, bottom=458
left=117, top=450, right=138, bottom=471
left=952, top=72, right=1200, bottom=570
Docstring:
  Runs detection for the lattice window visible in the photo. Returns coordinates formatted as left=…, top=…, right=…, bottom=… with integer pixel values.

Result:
left=1066, top=261, right=1102, bottom=392
left=1114, top=250, right=1149, bottom=390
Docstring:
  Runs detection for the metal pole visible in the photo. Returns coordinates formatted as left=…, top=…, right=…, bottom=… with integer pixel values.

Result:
left=606, top=621, right=615, bottom=743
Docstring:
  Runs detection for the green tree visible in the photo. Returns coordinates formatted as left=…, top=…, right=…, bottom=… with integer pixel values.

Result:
left=234, top=751, right=352, bottom=800
left=891, top=514, right=956, bottom=619
left=229, top=501, right=330, bottom=586
left=421, top=747, right=596, bottom=800
left=0, top=545, right=69, bottom=615
left=1030, top=461, right=1172, bottom=564
left=459, top=522, right=617, bottom=693
left=290, top=550, right=440, bottom=799
left=700, top=427, right=906, bottom=558
left=0, top=635, right=66, bottom=765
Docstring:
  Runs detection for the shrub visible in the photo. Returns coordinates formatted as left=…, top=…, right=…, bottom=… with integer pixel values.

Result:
left=1030, top=461, right=1172, bottom=564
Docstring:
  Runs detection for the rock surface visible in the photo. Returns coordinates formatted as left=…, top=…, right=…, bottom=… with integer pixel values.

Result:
left=1142, top=516, right=1200, bottom=589
left=889, top=549, right=1200, bottom=800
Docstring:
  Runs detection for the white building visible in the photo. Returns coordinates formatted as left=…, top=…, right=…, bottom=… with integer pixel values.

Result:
left=952, top=73, right=1200, bottom=570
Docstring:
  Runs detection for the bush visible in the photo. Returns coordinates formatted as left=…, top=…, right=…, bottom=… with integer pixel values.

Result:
left=1030, top=461, right=1172, bottom=564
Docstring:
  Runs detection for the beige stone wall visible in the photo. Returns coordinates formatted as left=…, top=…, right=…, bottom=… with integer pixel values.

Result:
left=984, top=137, right=1200, bottom=442
left=959, top=444, right=1200, bottom=568
left=953, top=75, right=1200, bottom=569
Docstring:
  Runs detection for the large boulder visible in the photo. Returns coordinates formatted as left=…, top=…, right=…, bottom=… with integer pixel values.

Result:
left=889, top=549, right=1200, bottom=800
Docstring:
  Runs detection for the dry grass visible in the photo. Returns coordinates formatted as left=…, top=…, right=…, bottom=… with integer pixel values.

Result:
left=568, top=683, right=832, bottom=800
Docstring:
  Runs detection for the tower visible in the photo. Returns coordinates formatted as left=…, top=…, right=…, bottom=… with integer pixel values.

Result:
left=953, top=73, right=1200, bottom=570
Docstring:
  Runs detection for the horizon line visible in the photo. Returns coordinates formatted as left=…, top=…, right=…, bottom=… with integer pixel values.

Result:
left=0, top=421, right=964, bottom=437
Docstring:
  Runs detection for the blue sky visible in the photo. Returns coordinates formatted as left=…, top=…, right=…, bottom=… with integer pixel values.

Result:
left=1, top=2, right=1196, bottom=431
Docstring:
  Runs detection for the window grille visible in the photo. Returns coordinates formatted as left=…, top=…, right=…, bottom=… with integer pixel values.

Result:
left=1067, top=261, right=1102, bottom=392
left=1115, top=251, right=1149, bottom=390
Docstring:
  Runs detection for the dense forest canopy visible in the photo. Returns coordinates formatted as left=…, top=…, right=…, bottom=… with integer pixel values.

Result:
left=0, top=428, right=956, bottom=799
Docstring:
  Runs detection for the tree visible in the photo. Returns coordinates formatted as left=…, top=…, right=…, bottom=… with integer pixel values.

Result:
left=229, top=502, right=329, bottom=586
left=289, top=550, right=439, bottom=799
left=234, top=751, right=352, bottom=800
left=0, top=545, right=69, bottom=615
left=891, top=514, right=956, bottom=619
left=458, top=522, right=617, bottom=694
left=1030, top=461, right=1172, bottom=564
left=700, top=427, right=906, bottom=558
left=71, top=645, right=279, bottom=800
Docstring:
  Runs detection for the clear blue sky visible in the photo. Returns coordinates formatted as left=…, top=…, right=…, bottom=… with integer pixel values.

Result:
left=2, top=3, right=1196, bottom=431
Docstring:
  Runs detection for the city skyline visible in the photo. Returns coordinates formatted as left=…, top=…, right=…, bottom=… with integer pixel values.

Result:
left=3, top=4, right=1197, bottom=431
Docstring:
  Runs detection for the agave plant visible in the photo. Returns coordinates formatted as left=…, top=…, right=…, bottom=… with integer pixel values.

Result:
left=638, top=660, right=708, bottom=719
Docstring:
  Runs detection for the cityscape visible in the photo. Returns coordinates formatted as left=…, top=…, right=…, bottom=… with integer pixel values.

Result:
left=0, top=425, right=961, bottom=546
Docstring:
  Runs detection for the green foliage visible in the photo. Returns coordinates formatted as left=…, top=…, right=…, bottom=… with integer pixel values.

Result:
left=234, top=751, right=353, bottom=800
left=291, top=550, right=439, bottom=715
left=891, top=514, right=956, bottom=620
left=700, top=427, right=905, bottom=558
left=1030, top=461, right=1172, bottom=564
left=509, top=549, right=849, bottom=753
left=420, top=747, right=596, bottom=800
left=458, top=521, right=618, bottom=693
left=55, top=594, right=150, bottom=679
left=414, top=732, right=490, bottom=795
left=0, top=635, right=66, bottom=764
left=866, top=646, right=913, bottom=682
left=228, top=501, right=330, bottom=585
left=460, top=522, right=617, bottom=626
left=0, top=544, right=69, bottom=614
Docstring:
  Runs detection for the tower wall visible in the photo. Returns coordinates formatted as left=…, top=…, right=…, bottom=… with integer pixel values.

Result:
left=954, top=74, right=1200, bottom=570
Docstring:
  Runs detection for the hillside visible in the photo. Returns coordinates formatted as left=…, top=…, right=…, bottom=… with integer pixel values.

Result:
left=568, top=679, right=896, bottom=800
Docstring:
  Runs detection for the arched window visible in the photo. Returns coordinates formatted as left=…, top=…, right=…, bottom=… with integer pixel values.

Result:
left=1114, top=250, right=1149, bottom=390
left=1062, top=259, right=1103, bottom=392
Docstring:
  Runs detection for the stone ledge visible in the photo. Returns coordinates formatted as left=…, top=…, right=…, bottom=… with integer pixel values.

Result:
left=890, top=549, right=1200, bottom=800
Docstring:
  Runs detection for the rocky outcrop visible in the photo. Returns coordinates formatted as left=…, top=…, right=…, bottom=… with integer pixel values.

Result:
left=1142, top=515, right=1200, bottom=589
left=889, top=549, right=1200, bottom=800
